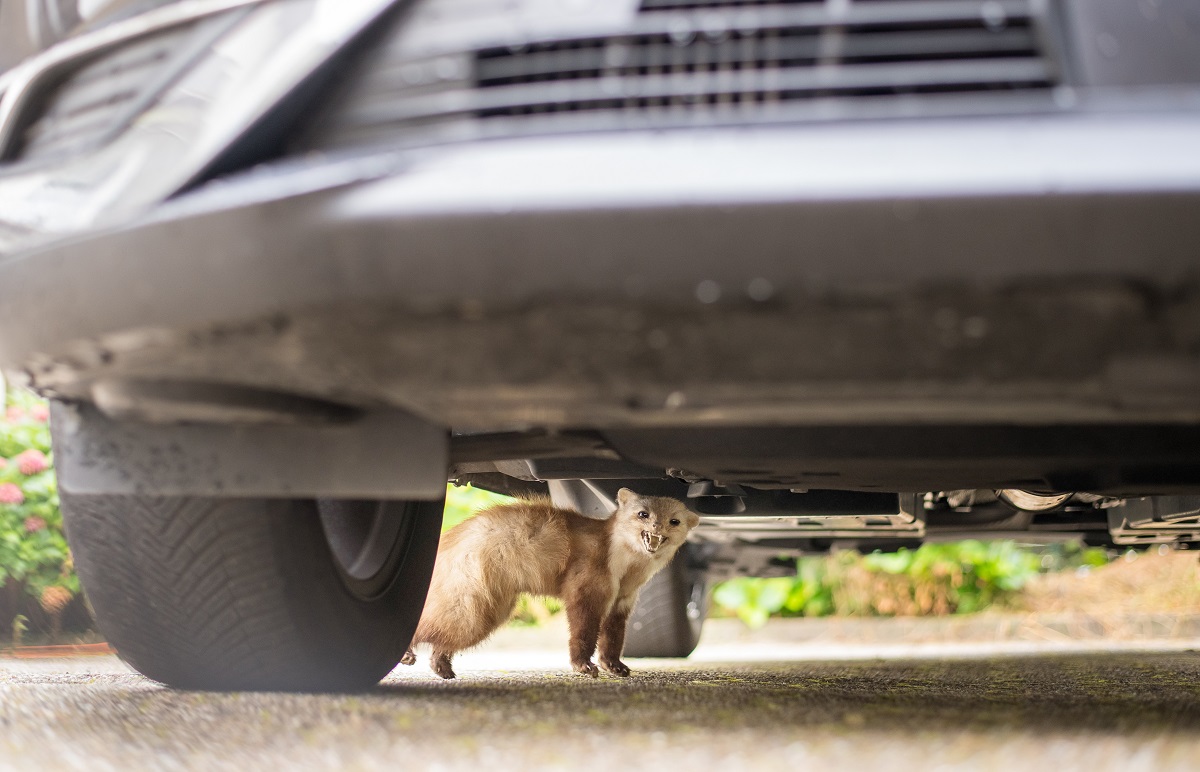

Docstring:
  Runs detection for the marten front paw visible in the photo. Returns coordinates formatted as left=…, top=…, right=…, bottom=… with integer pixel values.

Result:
left=600, top=659, right=631, bottom=677
left=572, top=660, right=599, bottom=678
left=400, top=649, right=416, bottom=666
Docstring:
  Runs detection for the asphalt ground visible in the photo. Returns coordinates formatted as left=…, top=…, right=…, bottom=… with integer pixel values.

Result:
left=3, top=622, right=1200, bottom=771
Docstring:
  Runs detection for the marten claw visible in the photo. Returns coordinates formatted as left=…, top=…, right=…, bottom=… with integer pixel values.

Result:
left=601, top=660, right=631, bottom=677
left=573, top=661, right=599, bottom=678
left=400, top=649, right=416, bottom=666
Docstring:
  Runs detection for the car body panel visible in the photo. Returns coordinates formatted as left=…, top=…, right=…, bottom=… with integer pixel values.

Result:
left=1, top=0, right=1199, bottom=543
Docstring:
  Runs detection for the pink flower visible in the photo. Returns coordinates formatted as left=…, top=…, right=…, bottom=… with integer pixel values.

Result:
left=30, top=404, right=49, bottom=423
left=0, top=483, right=24, bottom=505
left=5, top=406, right=24, bottom=422
left=24, top=516, right=46, bottom=533
left=15, top=449, right=49, bottom=476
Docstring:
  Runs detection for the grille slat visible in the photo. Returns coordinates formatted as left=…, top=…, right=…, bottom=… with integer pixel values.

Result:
left=632, top=0, right=1033, bottom=31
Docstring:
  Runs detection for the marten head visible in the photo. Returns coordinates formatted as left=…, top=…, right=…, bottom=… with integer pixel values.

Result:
left=612, top=488, right=699, bottom=558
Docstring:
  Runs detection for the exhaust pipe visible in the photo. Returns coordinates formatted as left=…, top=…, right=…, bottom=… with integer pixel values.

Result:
left=996, top=489, right=1073, bottom=512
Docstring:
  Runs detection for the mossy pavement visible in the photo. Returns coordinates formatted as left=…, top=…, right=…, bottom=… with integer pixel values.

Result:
left=3, top=618, right=1200, bottom=771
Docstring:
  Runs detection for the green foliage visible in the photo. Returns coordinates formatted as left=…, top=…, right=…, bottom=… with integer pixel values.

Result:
left=1033, top=540, right=1111, bottom=571
left=510, top=595, right=564, bottom=627
left=443, top=484, right=514, bottom=532
left=713, top=541, right=1058, bottom=628
left=0, top=390, right=78, bottom=602
left=713, top=577, right=798, bottom=628
left=864, top=541, right=1040, bottom=614
left=0, top=389, right=51, bottom=458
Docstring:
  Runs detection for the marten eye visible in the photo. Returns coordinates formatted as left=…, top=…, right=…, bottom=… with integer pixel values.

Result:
left=637, top=511, right=649, bottom=519
left=669, top=518, right=680, bottom=526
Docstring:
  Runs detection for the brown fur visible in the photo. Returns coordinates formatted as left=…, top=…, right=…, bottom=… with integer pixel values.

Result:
left=401, top=488, right=699, bottom=678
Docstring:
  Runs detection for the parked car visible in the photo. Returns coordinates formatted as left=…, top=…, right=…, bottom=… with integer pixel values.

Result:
left=1, top=0, right=1199, bottom=690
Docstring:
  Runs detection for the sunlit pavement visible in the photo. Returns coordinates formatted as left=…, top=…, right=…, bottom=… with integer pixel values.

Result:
left=3, top=619, right=1200, bottom=771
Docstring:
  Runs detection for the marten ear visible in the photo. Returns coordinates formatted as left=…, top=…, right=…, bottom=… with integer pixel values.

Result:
left=686, top=511, right=700, bottom=529
left=616, top=487, right=637, bottom=507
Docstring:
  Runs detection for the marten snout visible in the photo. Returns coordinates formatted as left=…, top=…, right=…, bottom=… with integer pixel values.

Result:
left=640, top=530, right=667, bottom=553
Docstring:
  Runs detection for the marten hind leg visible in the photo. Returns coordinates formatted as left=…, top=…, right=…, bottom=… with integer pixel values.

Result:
left=431, top=650, right=456, bottom=679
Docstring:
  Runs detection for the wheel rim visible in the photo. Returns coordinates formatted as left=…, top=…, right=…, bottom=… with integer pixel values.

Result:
left=317, top=499, right=417, bottom=599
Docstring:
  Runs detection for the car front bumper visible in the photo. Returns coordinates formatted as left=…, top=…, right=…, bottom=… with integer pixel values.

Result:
left=2, top=112, right=1200, bottom=430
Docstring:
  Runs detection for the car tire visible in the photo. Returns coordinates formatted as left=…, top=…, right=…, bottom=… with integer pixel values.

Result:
left=61, top=493, right=443, bottom=691
left=622, top=544, right=708, bottom=658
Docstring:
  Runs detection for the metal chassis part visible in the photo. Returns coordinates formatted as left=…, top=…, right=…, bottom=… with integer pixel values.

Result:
left=1107, top=496, right=1200, bottom=546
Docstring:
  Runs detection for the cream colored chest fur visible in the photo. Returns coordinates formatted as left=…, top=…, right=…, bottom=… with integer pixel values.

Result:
left=607, top=540, right=671, bottom=609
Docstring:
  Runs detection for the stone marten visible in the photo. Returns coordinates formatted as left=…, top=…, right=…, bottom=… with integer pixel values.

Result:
left=400, top=488, right=699, bottom=679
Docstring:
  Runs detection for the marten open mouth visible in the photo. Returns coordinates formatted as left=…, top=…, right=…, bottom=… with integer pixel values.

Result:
left=641, top=532, right=665, bottom=552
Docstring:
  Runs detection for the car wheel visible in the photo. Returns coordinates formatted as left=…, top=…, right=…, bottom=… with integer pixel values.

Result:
left=622, top=544, right=708, bottom=658
left=61, top=493, right=443, bottom=691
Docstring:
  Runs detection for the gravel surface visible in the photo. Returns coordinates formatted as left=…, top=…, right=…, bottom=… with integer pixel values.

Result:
left=4, top=634, right=1200, bottom=771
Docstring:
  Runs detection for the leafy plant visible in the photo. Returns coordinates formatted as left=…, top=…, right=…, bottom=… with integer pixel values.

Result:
left=713, top=541, right=1056, bottom=628
left=712, top=577, right=797, bottom=628
left=0, top=390, right=77, bottom=604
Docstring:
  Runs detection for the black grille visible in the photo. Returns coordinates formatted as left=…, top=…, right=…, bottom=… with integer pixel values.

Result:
left=641, top=0, right=823, bottom=10
left=304, top=0, right=1059, bottom=152
left=476, top=2, right=1051, bottom=117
